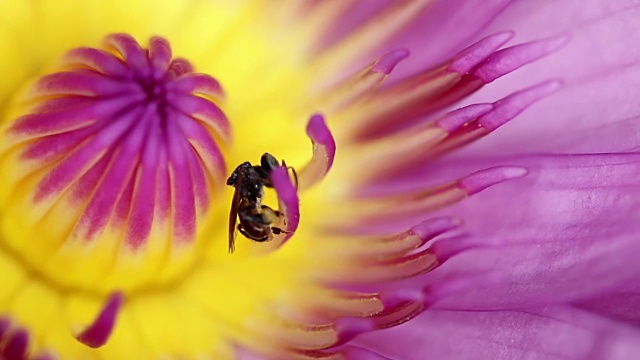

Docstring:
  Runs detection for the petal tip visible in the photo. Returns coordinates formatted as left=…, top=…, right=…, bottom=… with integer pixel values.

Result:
left=75, top=292, right=123, bottom=348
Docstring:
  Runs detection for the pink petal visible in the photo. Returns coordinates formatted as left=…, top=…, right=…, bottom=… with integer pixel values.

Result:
left=353, top=306, right=640, bottom=360
left=394, top=153, right=640, bottom=309
left=575, top=284, right=640, bottom=327
left=455, top=1, right=640, bottom=154
left=372, top=1, right=640, bottom=155
left=376, top=0, right=515, bottom=79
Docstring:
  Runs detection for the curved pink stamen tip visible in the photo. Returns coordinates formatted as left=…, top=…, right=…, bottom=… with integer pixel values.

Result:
left=408, top=217, right=463, bottom=242
left=298, top=114, right=336, bottom=191
left=270, top=165, right=300, bottom=246
left=478, top=79, right=563, bottom=131
left=449, top=31, right=514, bottom=75
left=372, top=49, right=410, bottom=75
left=459, top=166, right=528, bottom=195
left=436, top=103, right=494, bottom=132
left=473, top=34, right=570, bottom=83
left=75, top=292, right=123, bottom=348
left=307, top=114, right=335, bottom=169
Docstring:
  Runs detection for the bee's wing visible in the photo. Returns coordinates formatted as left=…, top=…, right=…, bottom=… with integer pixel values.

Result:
left=228, top=182, right=241, bottom=254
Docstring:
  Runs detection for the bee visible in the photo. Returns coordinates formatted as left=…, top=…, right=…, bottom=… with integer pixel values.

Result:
left=226, top=153, right=295, bottom=254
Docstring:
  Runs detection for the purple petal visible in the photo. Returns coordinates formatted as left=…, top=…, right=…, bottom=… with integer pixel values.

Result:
left=353, top=306, right=640, bottom=360
left=404, top=153, right=640, bottom=309
left=75, top=292, right=123, bottom=348
left=575, top=284, right=640, bottom=327
left=374, top=0, right=515, bottom=79
left=341, top=346, right=392, bottom=360
left=454, top=2, right=640, bottom=154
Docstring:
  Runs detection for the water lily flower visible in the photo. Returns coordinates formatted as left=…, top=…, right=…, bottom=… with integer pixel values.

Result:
left=0, top=0, right=638, bottom=359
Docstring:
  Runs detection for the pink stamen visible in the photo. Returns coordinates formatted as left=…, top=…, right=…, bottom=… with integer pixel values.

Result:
left=332, top=166, right=525, bottom=234
left=478, top=79, right=563, bottom=131
left=408, top=217, right=463, bottom=243
left=448, top=31, right=514, bottom=75
left=34, top=70, right=134, bottom=97
left=473, top=34, right=570, bottom=83
left=458, top=166, right=528, bottom=195
left=63, top=47, right=129, bottom=78
left=148, top=36, right=173, bottom=72
left=297, top=114, right=337, bottom=191
left=170, top=73, right=225, bottom=100
left=436, top=103, right=494, bottom=133
left=169, top=58, right=195, bottom=76
left=370, top=296, right=425, bottom=329
left=7, top=34, right=230, bottom=248
left=332, top=291, right=426, bottom=348
left=75, top=292, right=123, bottom=348
left=103, top=34, right=148, bottom=75
left=372, top=49, right=410, bottom=75
left=348, top=34, right=568, bottom=142
left=421, top=80, right=562, bottom=160
left=270, top=164, right=301, bottom=247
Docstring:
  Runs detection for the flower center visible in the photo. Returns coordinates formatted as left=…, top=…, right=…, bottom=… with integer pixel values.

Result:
left=0, top=34, right=230, bottom=293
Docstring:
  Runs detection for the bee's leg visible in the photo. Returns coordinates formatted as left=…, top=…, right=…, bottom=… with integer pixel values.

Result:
left=259, top=205, right=281, bottom=223
left=279, top=160, right=298, bottom=191
left=287, top=166, right=298, bottom=191
left=237, top=224, right=251, bottom=239
left=261, top=206, right=289, bottom=228
left=238, top=224, right=269, bottom=242
left=271, top=227, right=292, bottom=235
